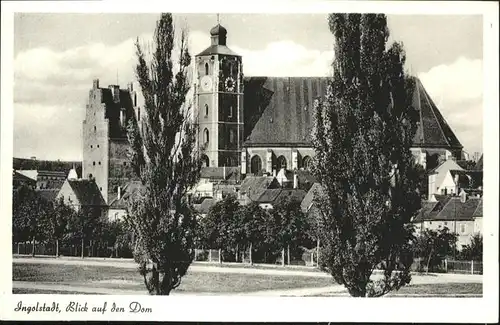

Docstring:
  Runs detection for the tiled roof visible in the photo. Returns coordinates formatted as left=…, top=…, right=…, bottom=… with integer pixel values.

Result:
left=68, top=179, right=107, bottom=207
left=13, top=170, right=36, bottom=185
left=243, top=77, right=328, bottom=147
left=109, top=180, right=144, bottom=209
left=449, top=170, right=483, bottom=188
left=273, top=189, right=307, bottom=205
left=414, top=196, right=481, bottom=222
left=300, top=183, right=324, bottom=213
left=242, top=77, right=462, bottom=150
left=37, top=189, right=60, bottom=202
left=239, top=175, right=280, bottom=201
left=200, top=167, right=239, bottom=181
left=255, top=189, right=283, bottom=204
left=197, top=45, right=240, bottom=57
left=412, top=78, right=462, bottom=149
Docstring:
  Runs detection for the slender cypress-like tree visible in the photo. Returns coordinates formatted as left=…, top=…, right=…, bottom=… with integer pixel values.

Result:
left=311, top=13, right=421, bottom=297
left=126, top=13, right=202, bottom=295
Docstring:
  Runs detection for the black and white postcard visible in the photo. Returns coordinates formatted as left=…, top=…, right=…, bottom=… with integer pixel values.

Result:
left=1, top=1, right=498, bottom=323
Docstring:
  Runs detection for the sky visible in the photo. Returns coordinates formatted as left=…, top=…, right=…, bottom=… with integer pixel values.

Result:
left=13, top=13, right=484, bottom=161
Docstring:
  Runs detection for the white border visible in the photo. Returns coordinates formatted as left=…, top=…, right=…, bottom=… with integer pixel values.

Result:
left=1, top=1, right=499, bottom=322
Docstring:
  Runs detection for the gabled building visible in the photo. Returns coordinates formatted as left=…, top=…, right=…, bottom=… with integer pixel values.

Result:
left=413, top=191, right=483, bottom=249
left=428, top=159, right=483, bottom=199
left=15, top=169, right=67, bottom=190
left=56, top=178, right=107, bottom=219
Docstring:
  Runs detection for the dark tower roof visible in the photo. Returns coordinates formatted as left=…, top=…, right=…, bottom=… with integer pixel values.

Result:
left=412, top=78, right=463, bottom=150
left=196, top=23, right=240, bottom=57
left=242, top=76, right=463, bottom=150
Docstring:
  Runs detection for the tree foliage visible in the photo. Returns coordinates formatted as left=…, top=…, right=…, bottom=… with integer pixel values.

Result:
left=12, top=185, right=52, bottom=252
left=125, top=13, right=202, bottom=295
left=47, top=196, right=74, bottom=256
left=459, top=233, right=483, bottom=261
left=311, top=13, right=421, bottom=297
left=201, top=195, right=240, bottom=253
left=413, top=227, right=457, bottom=271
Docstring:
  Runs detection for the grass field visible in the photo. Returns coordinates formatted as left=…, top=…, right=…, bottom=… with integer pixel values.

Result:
left=13, top=262, right=335, bottom=294
left=317, top=282, right=482, bottom=297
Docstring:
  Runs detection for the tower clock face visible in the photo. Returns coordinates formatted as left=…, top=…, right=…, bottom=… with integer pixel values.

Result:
left=201, top=76, right=213, bottom=92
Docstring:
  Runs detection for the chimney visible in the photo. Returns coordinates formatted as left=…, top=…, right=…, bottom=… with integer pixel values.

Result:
left=118, top=186, right=122, bottom=200
left=293, top=172, right=298, bottom=189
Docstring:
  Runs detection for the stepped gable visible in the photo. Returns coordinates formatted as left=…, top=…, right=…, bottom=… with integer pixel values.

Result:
left=243, top=77, right=329, bottom=147
left=412, top=78, right=463, bottom=150
left=242, top=76, right=462, bottom=151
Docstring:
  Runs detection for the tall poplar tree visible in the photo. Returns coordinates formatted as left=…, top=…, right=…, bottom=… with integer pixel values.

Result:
left=126, top=13, right=202, bottom=295
left=311, top=14, right=421, bottom=297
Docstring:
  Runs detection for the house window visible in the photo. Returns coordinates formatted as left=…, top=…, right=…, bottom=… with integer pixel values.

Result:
left=94, top=126, right=97, bottom=133
left=97, top=145, right=100, bottom=148
left=100, top=187, right=102, bottom=191
left=98, top=161, right=101, bottom=165
left=90, top=145, right=93, bottom=149
left=93, top=161, right=96, bottom=166
left=205, top=104, right=209, bottom=116
left=302, top=156, right=312, bottom=169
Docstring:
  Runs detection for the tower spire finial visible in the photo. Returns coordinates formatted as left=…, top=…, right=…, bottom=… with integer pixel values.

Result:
left=217, top=13, right=220, bottom=25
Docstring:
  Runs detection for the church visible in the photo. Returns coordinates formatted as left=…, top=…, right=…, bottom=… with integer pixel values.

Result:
left=81, top=22, right=464, bottom=216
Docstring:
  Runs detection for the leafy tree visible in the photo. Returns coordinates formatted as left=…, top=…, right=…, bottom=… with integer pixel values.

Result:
left=238, top=202, right=269, bottom=264
left=67, top=205, right=104, bottom=258
left=459, top=233, right=483, bottom=261
left=46, top=196, right=74, bottom=257
left=200, top=195, right=240, bottom=260
left=412, top=227, right=457, bottom=272
left=311, top=14, right=421, bottom=297
left=125, top=13, right=202, bottom=295
left=12, top=184, right=51, bottom=256
left=270, top=196, right=310, bottom=265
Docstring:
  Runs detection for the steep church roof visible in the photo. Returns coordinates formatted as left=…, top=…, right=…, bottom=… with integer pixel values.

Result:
left=243, top=77, right=327, bottom=147
left=411, top=78, right=463, bottom=150
left=242, top=76, right=462, bottom=150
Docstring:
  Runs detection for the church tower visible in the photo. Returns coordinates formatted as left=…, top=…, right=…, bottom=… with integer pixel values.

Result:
left=194, top=22, right=244, bottom=168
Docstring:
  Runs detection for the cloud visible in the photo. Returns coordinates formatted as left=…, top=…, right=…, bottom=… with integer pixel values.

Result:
left=418, top=57, right=483, bottom=155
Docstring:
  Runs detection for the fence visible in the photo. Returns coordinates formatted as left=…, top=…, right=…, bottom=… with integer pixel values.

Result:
left=410, top=257, right=482, bottom=275
left=12, top=241, right=133, bottom=259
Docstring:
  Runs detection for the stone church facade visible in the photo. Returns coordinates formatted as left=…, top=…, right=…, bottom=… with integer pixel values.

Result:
left=81, top=22, right=463, bottom=206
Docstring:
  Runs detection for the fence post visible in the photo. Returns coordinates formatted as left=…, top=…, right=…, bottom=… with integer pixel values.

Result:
left=209, top=249, right=212, bottom=262
left=17, top=242, right=20, bottom=255
left=444, top=258, right=448, bottom=273
left=311, top=250, right=314, bottom=266
left=218, top=248, right=222, bottom=264
left=471, top=260, right=474, bottom=275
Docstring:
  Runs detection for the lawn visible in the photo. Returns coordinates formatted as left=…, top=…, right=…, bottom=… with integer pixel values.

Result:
left=317, top=282, right=482, bottom=297
left=13, top=262, right=335, bottom=294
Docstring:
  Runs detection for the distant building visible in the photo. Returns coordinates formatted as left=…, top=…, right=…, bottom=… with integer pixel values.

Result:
left=413, top=192, right=483, bottom=250
left=107, top=180, right=143, bottom=221
left=428, top=159, right=483, bottom=199
left=15, top=169, right=67, bottom=190
left=56, top=178, right=108, bottom=219
left=12, top=170, right=36, bottom=189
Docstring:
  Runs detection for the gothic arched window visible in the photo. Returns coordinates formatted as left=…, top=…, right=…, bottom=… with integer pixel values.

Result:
left=203, top=128, right=209, bottom=144
left=205, top=63, right=209, bottom=76
left=250, top=155, right=262, bottom=175
left=205, top=104, right=209, bottom=116
left=277, top=155, right=287, bottom=170
left=302, top=156, right=312, bottom=170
